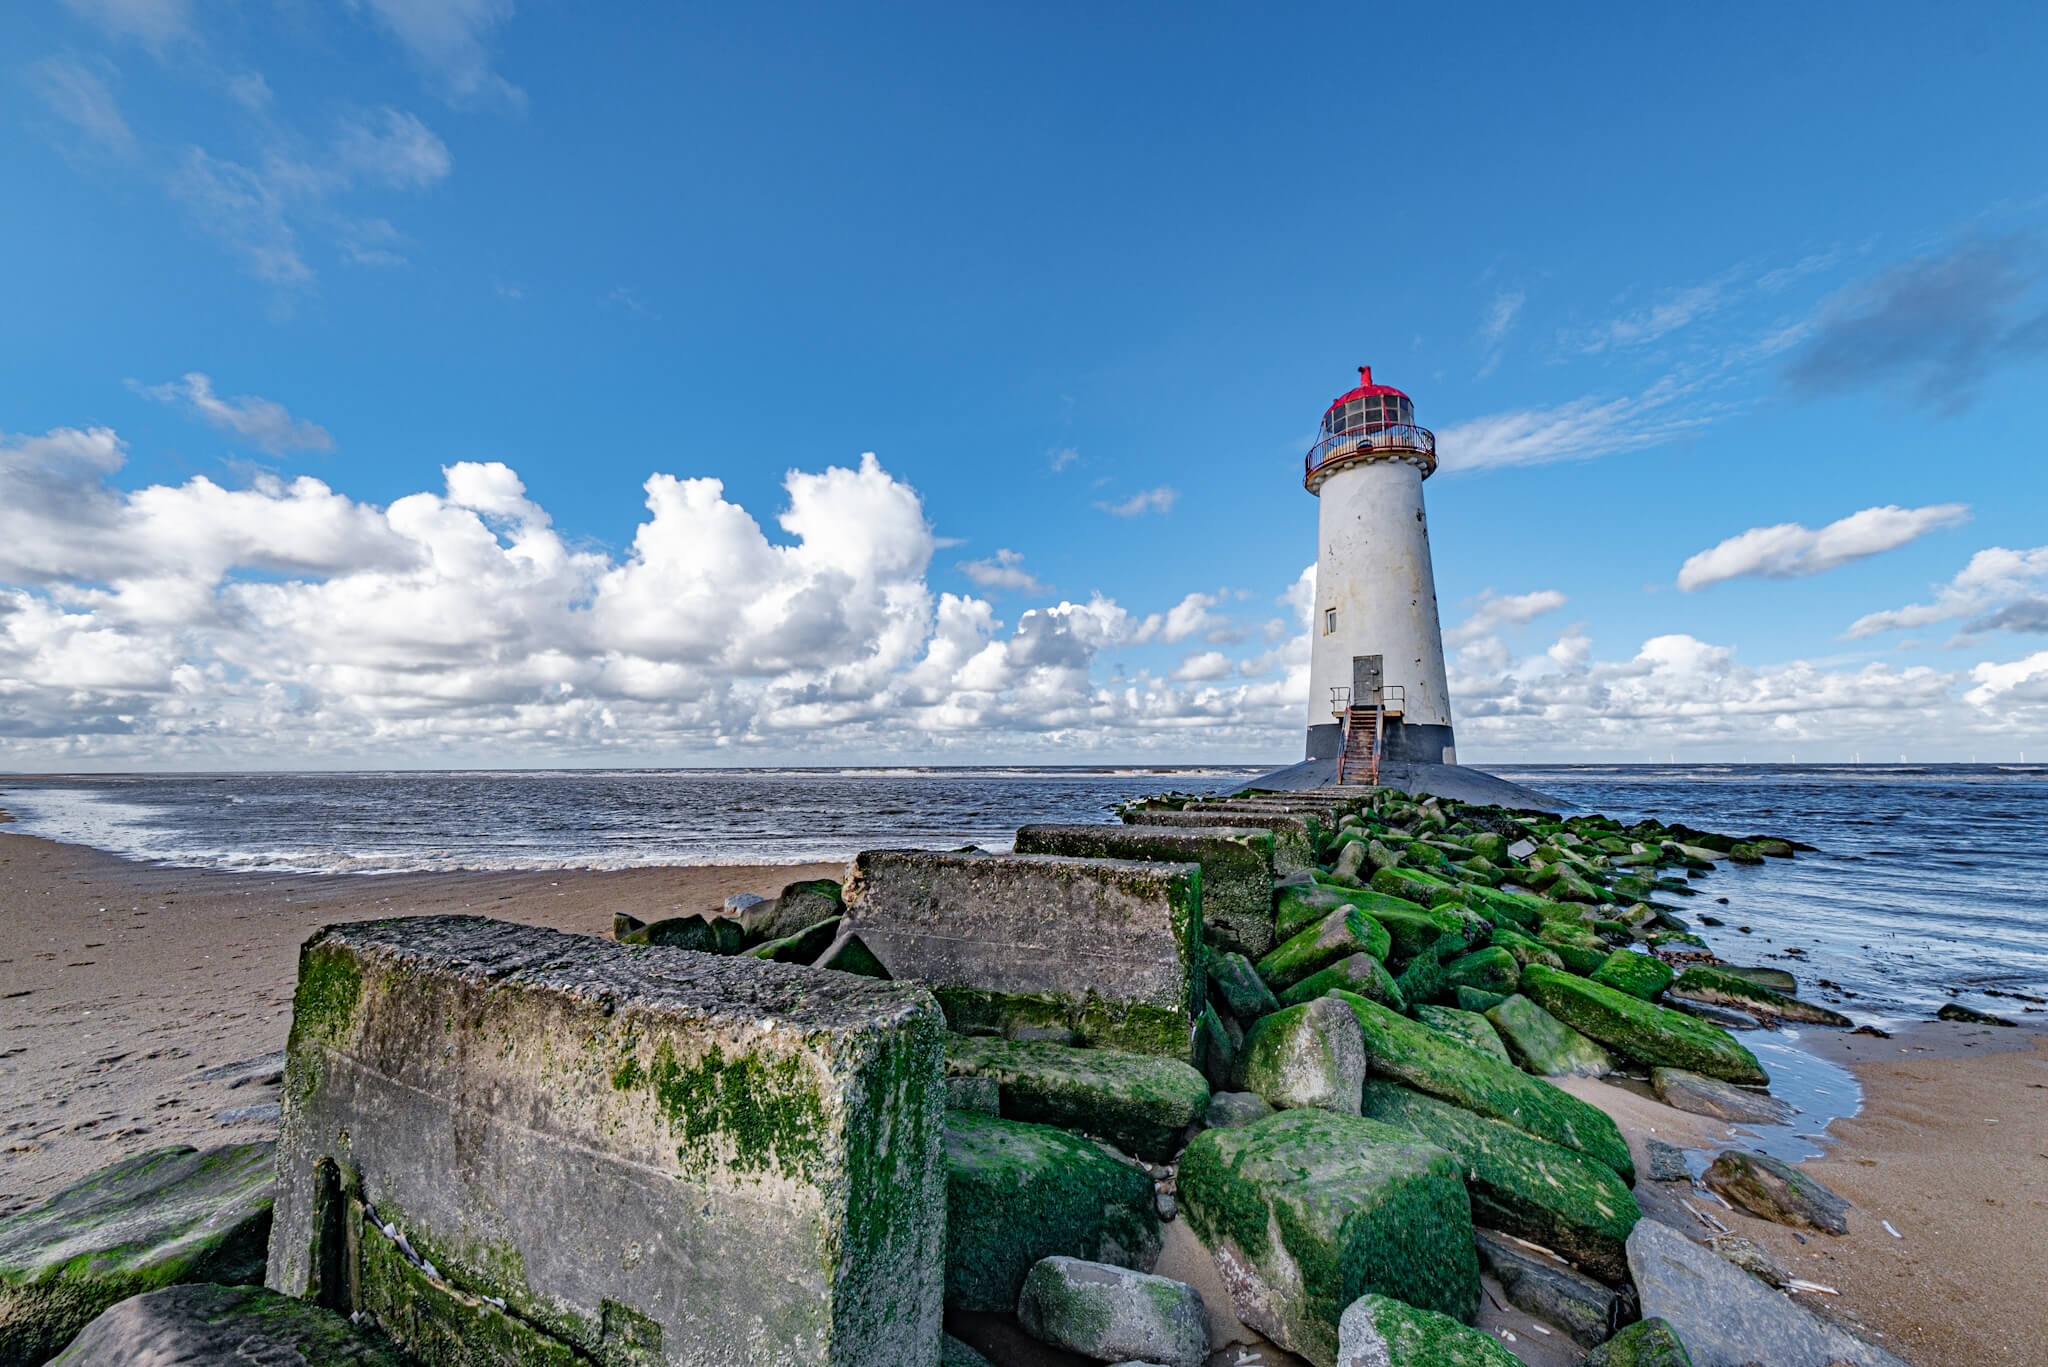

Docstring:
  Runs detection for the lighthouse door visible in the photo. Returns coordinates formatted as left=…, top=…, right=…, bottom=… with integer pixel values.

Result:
left=1351, top=655, right=1384, bottom=708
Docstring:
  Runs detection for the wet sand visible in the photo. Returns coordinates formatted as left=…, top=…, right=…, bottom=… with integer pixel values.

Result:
left=0, top=828, right=840, bottom=1213
left=1570, top=1022, right=2048, bottom=1367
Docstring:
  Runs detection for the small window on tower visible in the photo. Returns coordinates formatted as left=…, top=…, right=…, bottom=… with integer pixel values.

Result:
left=1325, top=608, right=1337, bottom=635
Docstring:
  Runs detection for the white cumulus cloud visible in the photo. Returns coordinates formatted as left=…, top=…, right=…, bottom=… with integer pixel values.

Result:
left=1677, top=504, right=1970, bottom=592
left=1097, top=486, right=1177, bottom=517
left=956, top=549, right=1046, bottom=594
left=1846, top=544, right=2048, bottom=639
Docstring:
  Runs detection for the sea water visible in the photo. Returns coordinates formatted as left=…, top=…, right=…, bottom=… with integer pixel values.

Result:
left=3, top=763, right=2042, bottom=1024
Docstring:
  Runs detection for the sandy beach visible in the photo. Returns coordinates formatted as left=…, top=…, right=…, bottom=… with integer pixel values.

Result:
left=0, top=828, right=841, bottom=1214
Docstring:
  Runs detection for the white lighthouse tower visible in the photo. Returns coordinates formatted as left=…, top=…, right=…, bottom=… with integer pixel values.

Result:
left=1303, top=366, right=1457, bottom=777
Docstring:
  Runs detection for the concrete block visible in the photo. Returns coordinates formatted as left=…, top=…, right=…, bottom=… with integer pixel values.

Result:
left=1123, top=810, right=1313, bottom=877
left=842, top=851, right=1205, bottom=1059
left=1013, top=823, right=1278, bottom=959
left=267, top=915, right=946, bottom=1367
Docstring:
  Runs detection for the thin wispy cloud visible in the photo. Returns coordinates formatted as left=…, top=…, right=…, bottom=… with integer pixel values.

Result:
left=354, top=0, right=525, bottom=110
left=1048, top=446, right=1079, bottom=473
left=29, top=57, right=137, bottom=160
left=1434, top=378, right=1718, bottom=472
left=1444, top=589, right=1568, bottom=646
left=1677, top=504, right=1970, bottom=592
left=1097, top=486, right=1177, bottom=517
left=132, top=373, right=337, bottom=454
left=956, top=548, right=1047, bottom=594
left=61, top=0, right=191, bottom=52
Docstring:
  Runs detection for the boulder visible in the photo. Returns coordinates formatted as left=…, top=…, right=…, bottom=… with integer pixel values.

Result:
left=1195, top=1005, right=1236, bottom=1094
left=944, top=1034, right=1209, bottom=1163
left=1702, top=1151, right=1849, bottom=1235
left=267, top=915, right=945, bottom=1367
left=1937, top=1002, right=2017, bottom=1026
left=1370, top=866, right=1464, bottom=909
left=1454, top=987, right=1507, bottom=1014
left=759, top=878, right=846, bottom=941
left=948, top=1076, right=1001, bottom=1114
left=1484, top=995, right=1614, bottom=1078
left=1668, top=967, right=1851, bottom=1027
left=48, top=1283, right=405, bottom=1366
left=1333, top=1294, right=1520, bottom=1367
left=0, top=1143, right=274, bottom=1367
left=1442, top=947, right=1519, bottom=998
left=1203, top=1092, right=1274, bottom=1130
left=1473, top=1228, right=1623, bottom=1346
left=1333, top=838, right=1368, bottom=882
left=1484, top=926, right=1565, bottom=973
left=844, top=850, right=1205, bottom=1058
left=1209, top=951, right=1282, bottom=1023
left=1627, top=1219, right=1906, bottom=1366
left=944, top=1110, right=1161, bottom=1312
left=616, top=913, right=747, bottom=954
left=1650, top=1069, right=1794, bottom=1126
left=1239, top=998, right=1367, bottom=1115
left=1334, top=992, right=1634, bottom=1182
left=1589, top=950, right=1674, bottom=1002
left=813, top=926, right=892, bottom=978
left=743, top=915, right=842, bottom=964
left=1014, top=823, right=1279, bottom=960
left=1179, top=1109, right=1480, bottom=1366
left=1644, top=1140, right=1690, bottom=1183
left=1360, top=1084, right=1639, bottom=1283
left=1277, top=953, right=1406, bottom=1011
left=1256, top=908, right=1392, bottom=994
left=1414, top=1006, right=1510, bottom=1065
left=1581, top=1317, right=1695, bottom=1367
left=1015, top=1257, right=1209, bottom=1367
left=1705, top=965, right=1796, bottom=994
left=940, top=1334, right=994, bottom=1366
left=1706, top=1235, right=1791, bottom=1288
left=1519, top=966, right=1768, bottom=1086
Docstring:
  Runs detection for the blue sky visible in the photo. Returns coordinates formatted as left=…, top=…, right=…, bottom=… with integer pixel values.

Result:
left=4, top=0, right=2047, bottom=767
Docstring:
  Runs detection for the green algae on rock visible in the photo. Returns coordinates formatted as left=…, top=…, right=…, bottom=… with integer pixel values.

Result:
left=1442, top=946, right=1520, bottom=998
left=0, top=1143, right=275, bottom=1367
left=268, top=915, right=947, bottom=1367
left=1581, top=1317, right=1696, bottom=1367
left=942, top=1034, right=1208, bottom=1163
left=49, top=1283, right=406, bottom=1367
left=1668, top=966, right=1851, bottom=1027
left=1413, top=1005, right=1510, bottom=1065
left=1210, top=950, right=1283, bottom=1022
left=1589, top=949, right=1675, bottom=1002
left=1335, top=1292, right=1523, bottom=1367
left=943, top=1111, right=1160, bottom=1312
left=1277, top=952, right=1406, bottom=1011
left=1485, top=995, right=1614, bottom=1079
left=1178, top=1109, right=1480, bottom=1366
left=1238, top=997, right=1367, bottom=1115
left=1015, top=1257, right=1209, bottom=1367
left=1359, top=1083, right=1639, bottom=1283
left=743, top=915, right=843, bottom=965
left=1520, top=966, right=1768, bottom=1086
left=1256, top=907, right=1392, bottom=993
left=1334, top=992, right=1634, bottom=1183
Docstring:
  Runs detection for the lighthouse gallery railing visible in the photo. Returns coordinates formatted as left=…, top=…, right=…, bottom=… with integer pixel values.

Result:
left=1305, top=423, right=1436, bottom=481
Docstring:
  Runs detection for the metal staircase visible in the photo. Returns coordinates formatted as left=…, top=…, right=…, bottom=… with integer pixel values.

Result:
left=1333, top=686, right=1404, bottom=786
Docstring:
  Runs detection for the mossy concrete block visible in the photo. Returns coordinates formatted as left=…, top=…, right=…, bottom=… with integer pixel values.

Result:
left=1239, top=998, right=1367, bottom=1115
left=943, top=1111, right=1160, bottom=1313
left=1277, top=953, right=1404, bottom=1012
left=1015, top=1257, right=1209, bottom=1367
left=1590, top=950, right=1675, bottom=1002
left=1581, top=1317, right=1694, bottom=1367
left=1334, top=1293, right=1521, bottom=1367
left=1256, top=909, right=1391, bottom=994
left=1178, top=1109, right=1480, bottom=1366
left=745, top=916, right=842, bottom=965
left=1520, top=966, right=1768, bottom=1086
left=1209, top=951, right=1282, bottom=1023
left=1359, top=1083, right=1639, bottom=1283
left=0, top=1142, right=274, bottom=1367
left=1443, top=947, right=1519, bottom=998
left=1334, top=992, right=1633, bottom=1183
left=1414, top=1006, right=1509, bottom=1065
left=1125, top=810, right=1313, bottom=877
left=48, top=1283, right=405, bottom=1367
left=1485, top=996, right=1614, bottom=1078
left=943, top=1035, right=1208, bottom=1163
left=267, top=915, right=946, bottom=1367
left=1015, top=824, right=1277, bottom=960
left=1668, top=967, right=1851, bottom=1027
left=844, top=850, right=1205, bottom=1059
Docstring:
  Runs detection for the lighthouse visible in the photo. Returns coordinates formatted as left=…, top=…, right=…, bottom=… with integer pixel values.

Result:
left=1303, top=366, right=1457, bottom=777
